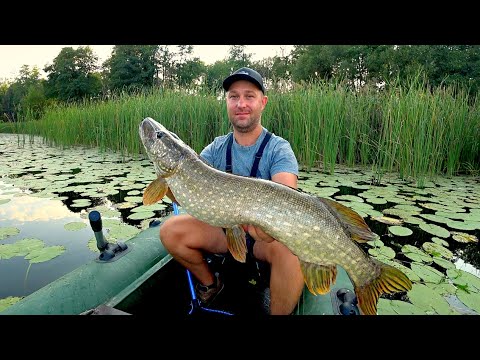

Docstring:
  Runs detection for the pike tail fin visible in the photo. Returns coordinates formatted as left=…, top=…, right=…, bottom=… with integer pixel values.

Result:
left=354, top=259, right=412, bottom=315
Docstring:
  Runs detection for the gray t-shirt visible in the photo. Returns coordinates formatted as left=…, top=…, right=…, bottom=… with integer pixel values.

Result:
left=200, top=127, right=298, bottom=180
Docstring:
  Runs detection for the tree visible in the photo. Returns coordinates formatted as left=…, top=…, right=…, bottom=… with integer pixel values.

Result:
left=44, top=46, right=102, bottom=103
left=103, top=45, right=158, bottom=93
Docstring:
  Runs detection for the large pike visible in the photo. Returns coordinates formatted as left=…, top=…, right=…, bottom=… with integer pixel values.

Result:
left=139, top=117, right=412, bottom=315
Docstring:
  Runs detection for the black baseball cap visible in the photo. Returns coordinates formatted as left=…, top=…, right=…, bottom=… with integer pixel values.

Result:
left=222, top=67, right=265, bottom=94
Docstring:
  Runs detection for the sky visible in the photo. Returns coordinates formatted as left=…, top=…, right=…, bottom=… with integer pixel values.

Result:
left=0, top=45, right=294, bottom=82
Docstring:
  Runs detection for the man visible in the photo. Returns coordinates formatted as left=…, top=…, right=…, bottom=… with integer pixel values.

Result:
left=159, top=67, right=304, bottom=315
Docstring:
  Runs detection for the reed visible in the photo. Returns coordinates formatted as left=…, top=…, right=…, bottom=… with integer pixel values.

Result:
left=9, top=80, right=479, bottom=185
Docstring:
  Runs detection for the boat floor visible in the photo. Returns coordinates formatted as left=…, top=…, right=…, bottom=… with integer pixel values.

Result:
left=115, top=254, right=272, bottom=317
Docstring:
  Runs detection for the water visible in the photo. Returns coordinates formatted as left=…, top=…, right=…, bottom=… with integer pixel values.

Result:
left=1, top=133, right=479, bottom=315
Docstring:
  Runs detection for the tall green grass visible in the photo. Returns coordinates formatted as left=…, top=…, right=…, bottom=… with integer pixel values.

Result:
left=9, top=80, right=480, bottom=186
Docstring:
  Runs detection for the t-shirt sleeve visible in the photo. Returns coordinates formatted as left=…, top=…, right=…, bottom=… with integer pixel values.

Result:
left=269, top=140, right=299, bottom=177
left=199, top=142, right=214, bottom=166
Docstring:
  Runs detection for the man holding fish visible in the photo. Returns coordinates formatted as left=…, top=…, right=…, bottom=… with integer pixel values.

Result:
left=158, top=67, right=305, bottom=315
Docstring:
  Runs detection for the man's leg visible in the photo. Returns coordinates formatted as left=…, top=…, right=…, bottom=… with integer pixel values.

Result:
left=253, top=241, right=304, bottom=315
left=159, top=214, right=228, bottom=286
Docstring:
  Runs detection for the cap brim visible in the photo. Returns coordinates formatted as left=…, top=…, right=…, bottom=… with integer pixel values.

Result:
left=222, top=74, right=264, bottom=93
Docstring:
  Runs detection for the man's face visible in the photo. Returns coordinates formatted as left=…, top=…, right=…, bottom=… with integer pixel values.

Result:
left=226, top=80, right=268, bottom=133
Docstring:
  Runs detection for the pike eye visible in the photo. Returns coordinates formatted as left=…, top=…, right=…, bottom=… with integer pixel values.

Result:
left=156, top=131, right=164, bottom=139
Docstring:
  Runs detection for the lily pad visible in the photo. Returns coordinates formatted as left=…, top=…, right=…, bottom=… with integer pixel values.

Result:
left=0, top=226, right=20, bottom=241
left=388, top=225, right=413, bottom=237
left=407, top=283, right=457, bottom=315
left=456, top=290, right=480, bottom=314
left=0, top=198, right=11, bottom=205
left=0, top=296, right=23, bottom=312
left=368, top=245, right=396, bottom=259
left=127, top=211, right=156, bottom=220
left=419, top=223, right=450, bottom=238
left=432, top=257, right=456, bottom=270
left=421, top=242, right=453, bottom=259
left=64, top=222, right=87, bottom=231
left=451, top=232, right=478, bottom=243
left=410, top=263, right=445, bottom=284
left=378, top=299, right=426, bottom=315
left=24, top=245, right=66, bottom=263
left=401, top=244, right=432, bottom=263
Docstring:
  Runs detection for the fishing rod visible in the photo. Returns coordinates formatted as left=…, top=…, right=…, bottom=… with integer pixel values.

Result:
left=172, top=202, right=233, bottom=316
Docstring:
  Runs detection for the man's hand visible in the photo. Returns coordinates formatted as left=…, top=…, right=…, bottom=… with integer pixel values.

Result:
left=241, top=224, right=275, bottom=243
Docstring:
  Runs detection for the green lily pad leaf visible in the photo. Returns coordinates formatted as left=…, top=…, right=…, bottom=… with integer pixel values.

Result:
left=426, top=282, right=458, bottom=295
left=116, top=202, right=136, bottom=209
left=64, top=222, right=87, bottom=231
left=0, top=296, right=23, bottom=312
left=127, top=190, right=141, bottom=196
left=162, top=196, right=172, bottom=204
left=71, top=199, right=91, bottom=208
left=388, top=225, right=413, bottom=236
left=106, top=223, right=141, bottom=242
left=431, top=237, right=449, bottom=247
left=419, top=223, right=450, bottom=238
left=387, top=299, right=426, bottom=315
left=451, top=232, right=478, bottom=243
left=14, top=238, right=45, bottom=255
left=407, top=283, right=457, bottom=315
left=401, top=244, right=432, bottom=263
left=377, top=299, right=398, bottom=315
left=124, top=196, right=143, bottom=203
left=403, top=216, right=425, bottom=225
left=432, top=257, right=456, bottom=270
left=410, top=263, right=445, bottom=284
left=422, top=242, right=453, bottom=259
left=446, top=220, right=478, bottom=231
left=24, top=245, right=66, bottom=263
left=368, top=245, right=396, bottom=259
left=366, top=197, right=388, bottom=205
left=0, top=244, right=18, bottom=259
left=131, top=203, right=167, bottom=212
left=127, top=211, right=156, bottom=220
left=447, top=269, right=480, bottom=293
left=456, top=290, right=480, bottom=314
left=0, top=198, right=11, bottom=205
left=0, top=226, right=20, bottom=240
left=367, top=238, right=384, bottom=247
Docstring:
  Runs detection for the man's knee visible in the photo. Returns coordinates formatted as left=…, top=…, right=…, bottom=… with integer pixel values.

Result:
left=159, top=216, right=184, bottom=247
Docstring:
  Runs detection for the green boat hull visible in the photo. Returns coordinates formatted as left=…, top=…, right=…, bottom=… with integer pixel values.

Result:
left=1, top=215, right=359, bottom=316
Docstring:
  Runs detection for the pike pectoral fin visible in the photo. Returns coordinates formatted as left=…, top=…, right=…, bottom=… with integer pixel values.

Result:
left=299, top=261, right=337, bottom=295
left=143, top=177, right=169, bottom=205
left=318, top=197, right=378, bottom=243
left=225, top=225, right=247, bottom=263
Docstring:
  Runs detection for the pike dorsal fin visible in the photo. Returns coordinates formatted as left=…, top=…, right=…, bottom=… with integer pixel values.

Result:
left=143, top=177, right=169, bottom=205
left=300, top=261, right=337, bottom=295
left=317, top=197, right=378, bottom=243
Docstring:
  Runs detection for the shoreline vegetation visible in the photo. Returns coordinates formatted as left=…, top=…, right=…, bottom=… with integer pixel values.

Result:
left=1, top=78, right=479, bottom=188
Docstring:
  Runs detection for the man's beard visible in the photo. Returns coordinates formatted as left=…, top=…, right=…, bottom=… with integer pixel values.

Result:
left=230, top=116, right=260, bottom=133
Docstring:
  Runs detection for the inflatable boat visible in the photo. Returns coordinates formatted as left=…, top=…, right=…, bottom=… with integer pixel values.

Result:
left=0, top=209, right=360, bottom=316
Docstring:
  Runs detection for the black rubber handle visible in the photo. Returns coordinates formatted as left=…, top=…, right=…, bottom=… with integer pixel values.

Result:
left=89, top=210, right=103, bottom=232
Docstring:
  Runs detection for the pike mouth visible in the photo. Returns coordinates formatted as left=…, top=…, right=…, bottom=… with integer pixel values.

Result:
left=140, top=117, right=161, bottom=142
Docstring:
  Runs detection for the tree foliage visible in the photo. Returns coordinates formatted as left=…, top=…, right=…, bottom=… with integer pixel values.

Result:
left=43, top=46, right=102, bottom=103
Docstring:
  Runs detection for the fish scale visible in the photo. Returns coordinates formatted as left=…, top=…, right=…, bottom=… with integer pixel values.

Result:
left=140, top=117, right=412, bottom=315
